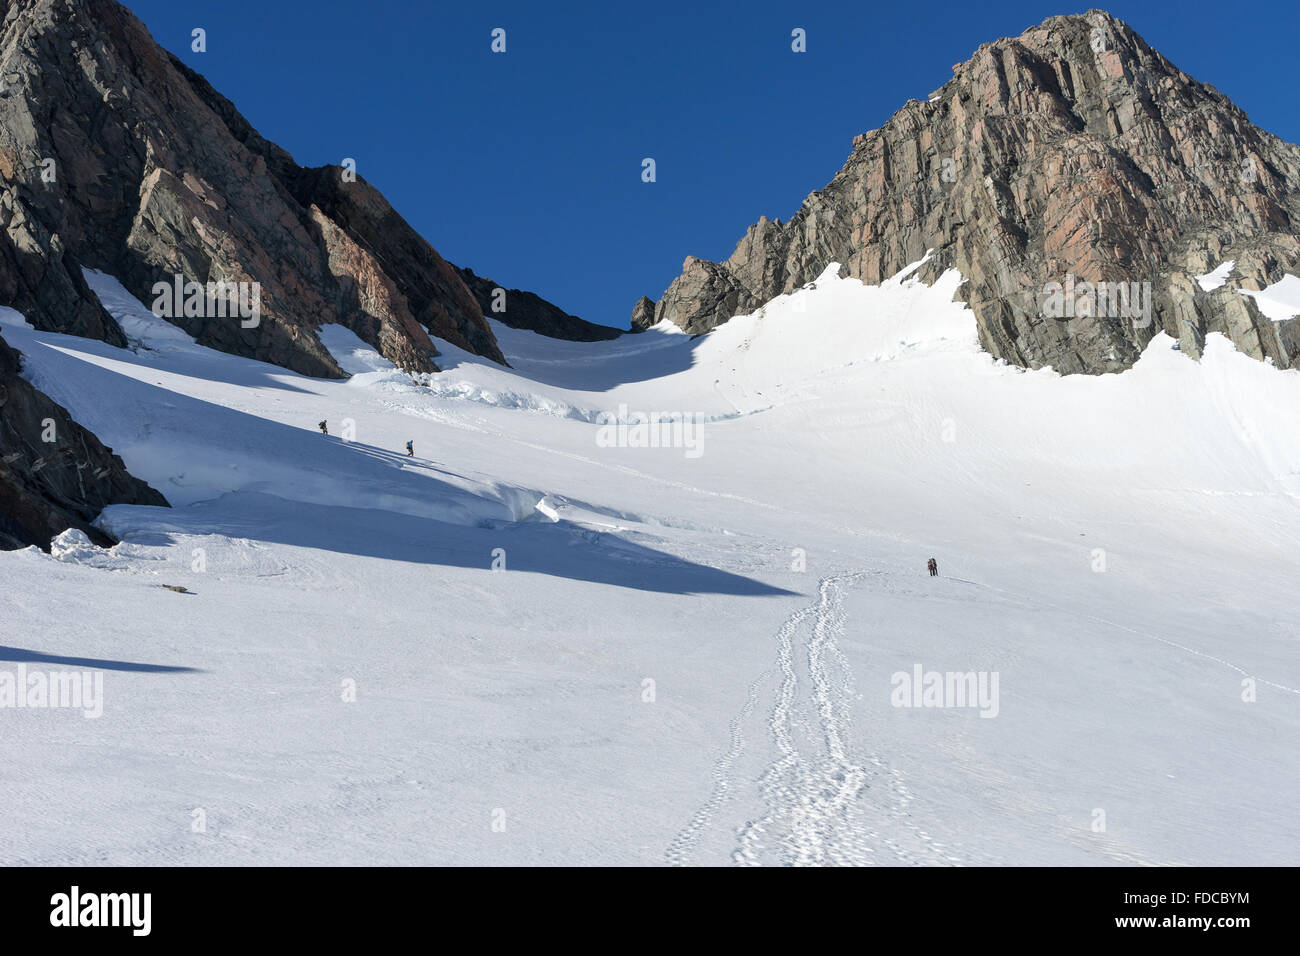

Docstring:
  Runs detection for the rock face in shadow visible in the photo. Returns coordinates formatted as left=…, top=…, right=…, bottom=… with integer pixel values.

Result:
left=456, top=267, right=623, bottom=343
left=0, top=331, right=166, bottom=550
left=0, top=0, right=519, bottom=374
left=0, top=0, right=595, bottom=549
left=634, top=11, right=1300, bottom=374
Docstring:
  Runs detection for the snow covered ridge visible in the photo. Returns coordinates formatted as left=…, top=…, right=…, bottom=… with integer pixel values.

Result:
left=1239, top=274, right=1300, bottom=323
left=430, top=257, right=980, bottom=426
left=1191, top=261, right=1300, bottom=323
left=82, top=269, right=197, bottom=347
left=1196, top=261, right=1235, bottom=292
left=5, top=260, right=1300, bottom=865
left=13, top=274, right=551, bottom=531
left=0, top=305, right=34, bottom=329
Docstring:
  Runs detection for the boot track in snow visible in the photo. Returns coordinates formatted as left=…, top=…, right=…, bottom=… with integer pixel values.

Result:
left=668, top=571, right=963, bottom=866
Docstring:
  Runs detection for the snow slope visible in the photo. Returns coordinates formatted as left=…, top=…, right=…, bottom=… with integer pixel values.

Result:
left=1195, top=260, right=1234, bottom=292
left=2, top=262, right=1298, bottom=866
left=1239, top=273, right=1300, bottom=322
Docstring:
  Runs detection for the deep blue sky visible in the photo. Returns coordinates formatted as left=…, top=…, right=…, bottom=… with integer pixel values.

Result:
left=124, top=0, right=1299, bottom=328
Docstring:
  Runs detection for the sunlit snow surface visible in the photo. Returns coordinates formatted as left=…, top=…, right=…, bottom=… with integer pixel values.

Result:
left=1239, top=273, right=1300, bottom=322
left=2, top=261, right=1299, bottom=865
left=1195, top=260, right=1235, bottom=292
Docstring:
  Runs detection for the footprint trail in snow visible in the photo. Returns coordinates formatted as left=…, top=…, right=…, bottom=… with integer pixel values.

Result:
left=670, top=572, right=964, bottom=867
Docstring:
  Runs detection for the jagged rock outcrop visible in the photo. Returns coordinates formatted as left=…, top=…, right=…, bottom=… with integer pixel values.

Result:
left=174, top=62, right=510, bottom=366
left=457, top=267, right=622, bottom=343
left=0, top=331, right=166, bottom=550
left=634, top=10, right=1300, bottom=374
left=0, top=0, right=520, bottom=374
left=628, top=295, right=656, bottom=331
left=0, top=0, right=599, bottom=550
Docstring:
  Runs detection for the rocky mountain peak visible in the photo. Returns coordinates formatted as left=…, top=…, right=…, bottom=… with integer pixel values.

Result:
left=634, top=10, right=1300, bottom=374
left=0, top=0, right=518, bottom=376
left=0, top=0, right=604, bottom=550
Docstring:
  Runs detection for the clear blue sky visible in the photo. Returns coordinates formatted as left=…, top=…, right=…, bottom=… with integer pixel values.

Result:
left=123, top=0, right=1300, bottom=328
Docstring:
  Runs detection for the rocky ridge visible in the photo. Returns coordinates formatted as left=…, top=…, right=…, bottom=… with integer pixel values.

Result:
left=457, top=267, right=622, bottom=343
left=633, top=11, right=1300, bottom=374
left=0, top=0, right=521, bottom=375
left=0, top=332, right=165, bottom=550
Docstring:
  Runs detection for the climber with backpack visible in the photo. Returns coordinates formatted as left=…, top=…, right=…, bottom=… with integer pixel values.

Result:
left=406, top=440, right=414, bottom=457
left=318, top=420, right=328, bottom=435
left=927, top=557, right=938, bottom=577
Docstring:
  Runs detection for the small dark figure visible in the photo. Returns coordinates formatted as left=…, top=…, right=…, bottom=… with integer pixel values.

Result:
left=318, top=420, right=328, bottom=435
left=406, top=441, right=414, bottom=457
left=927, top=557, right=938, bottom=577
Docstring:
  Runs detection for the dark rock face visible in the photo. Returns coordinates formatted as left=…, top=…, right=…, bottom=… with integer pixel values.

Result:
left=0, top=0, right=514, bottom=375
left=457, top=268, right=623, bottom=343
left=0, top=0, right=595, bottom=550
left=634, top=11, right=1300, bottom=374
left=0, top=331, right=166, bottom=551
left=628, top=296, right=656, bottom=332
